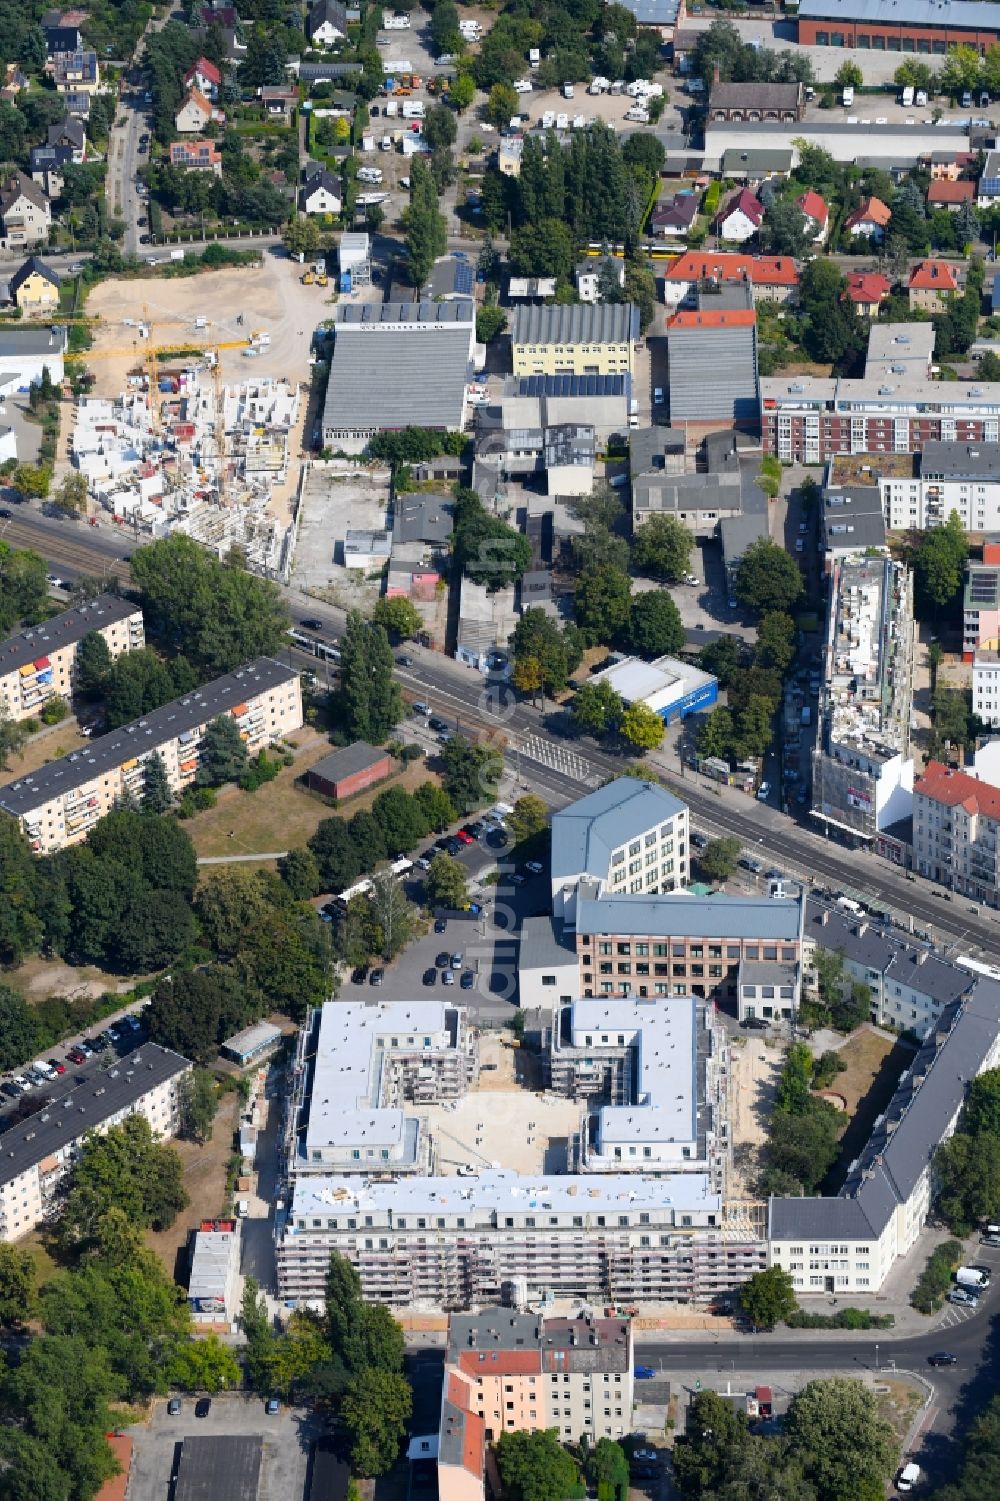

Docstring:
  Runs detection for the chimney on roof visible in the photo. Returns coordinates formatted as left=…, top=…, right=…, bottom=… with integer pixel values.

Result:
left=917, top=949, right=928, bottom=965
left=713, top=62, right=720, bottom=85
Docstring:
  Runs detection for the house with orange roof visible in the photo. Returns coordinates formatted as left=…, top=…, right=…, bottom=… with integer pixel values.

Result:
left=175, top=87, right=213, bottom=133
left=169, top=140, right=222, bottom=175
left=908, top=257, right=960, bottom=312
left=843, top=194, right=892, bottom=241
left=796, top=188, right=828, bottom=243
left=662, top=249, right=799, bottom=308
left=843, top=270, right=891, bottom=318
left=927, top=178, right=974, bottom=212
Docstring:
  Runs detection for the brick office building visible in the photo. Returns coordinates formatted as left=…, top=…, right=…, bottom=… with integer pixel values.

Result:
left=797, top=0, right=1000, bottom=53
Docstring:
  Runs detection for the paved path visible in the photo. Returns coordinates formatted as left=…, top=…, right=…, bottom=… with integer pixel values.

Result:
left=196, top=852, right=289, bottom=864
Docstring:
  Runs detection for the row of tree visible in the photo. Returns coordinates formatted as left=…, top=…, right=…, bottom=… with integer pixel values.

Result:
left=756, top=1041, right=843, bottom=1197
left=935, top=1065, right=1000, bottom=1233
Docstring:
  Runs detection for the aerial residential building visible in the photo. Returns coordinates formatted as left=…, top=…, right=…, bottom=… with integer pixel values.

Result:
left=843, top=195, right=892, bottom=241
left=306, top=0, right=349, bottom=44
left=548, top=777, right=689, bottom=923
left=51, top=49, right=99, bottom=92
left=650, top=192, right=700, bottom=237
left=913, top=758, right=1000, bottom=905
left=666, top=286, right=759, bottom=428
left=511, top=303, right=640, bottom=378
left=879, top=442, right=1000, bottom=532
left=42, top=8, right=84, bottom=52
left=496, top=136, right=524, bottom=177
left=47, top=116, right=85, bottom=160
left=175, top=88, right=214, bottom=133
left=974, top=650, right=1000, bottom=726
left=29, top=143, right=73, bottom=197
left=183, top=56, right=222, bottom=98
left=810, top=556, right=915, bottom=843
left=0, top=595, right=143, bottom=725
left=662, top=251, right=799, bottom=308
left=908, top=257, right=960, bottom=313
left=821, top=455, right=890, bottom=569
left=632, top=426, right=747, bottom=534
left=927, top=179, right=974, bottom=211
left=714, top=187, right=764, bottom=243
left=796, top=0, right=1000, bottom=52
left=842, top=270, right=891, bottom=318
left=0, top=1043, right=191, bottom=1242
left=169, top=141, right=223, bottom=174
left=963, top=546, right=1000, bottom=661
left=928, top=149, right=975, bottom=181
left=0, top=172, right=51, bottom=248
left=797, top=189, right=829, bottom=243
left=322, top=300, right=475, bottom=450
left=9, top=255, right=60, bottom=314
left=0, top=657, right=302, bottom=852
left=575, top=256, right=625, bottom=304
left=978, top=149, right=1000, bottom=208
left=300, top=168, right=342, bottom=214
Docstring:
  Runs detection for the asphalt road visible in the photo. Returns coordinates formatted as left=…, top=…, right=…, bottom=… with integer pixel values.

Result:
left=7, top=507, right=1000, bottom=960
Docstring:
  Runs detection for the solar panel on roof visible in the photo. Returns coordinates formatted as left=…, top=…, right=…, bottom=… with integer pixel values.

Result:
left=454, top=261, right=473, bottom=295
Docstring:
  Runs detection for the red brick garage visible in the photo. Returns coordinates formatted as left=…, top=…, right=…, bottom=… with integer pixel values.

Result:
left=306, top=742, right=392, bottom=801
left=797, top=0, right=1000, bottom=53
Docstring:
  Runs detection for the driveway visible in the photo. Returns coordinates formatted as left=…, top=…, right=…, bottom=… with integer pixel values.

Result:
left=125, top=1396, right=320, bottom=1501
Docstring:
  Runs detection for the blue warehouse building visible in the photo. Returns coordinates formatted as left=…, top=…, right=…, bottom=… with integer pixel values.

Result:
left=589, top=653, right=719, bottom=723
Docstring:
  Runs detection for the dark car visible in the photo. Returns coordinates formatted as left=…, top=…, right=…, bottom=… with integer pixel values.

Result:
left=300, top=617, right=324, bottom=631
left=460, top=970, right=474, bottom=989
left=369, top=969, right=384, bottom=986
left=765, top=868, right=784, bottom=881
left=1, top=1083, right=21, bottom=1101
left=434, top=917, right=447, bottom=934
left=690, top=831, right=709, bottom=849
left=167, top=1397, right=182, bottom=1415
left=0, top=507, right=11, bottom=518
left=743, top=1017, right=769, bottom=1030
left=928, top=1352, right=957, bottom=1366
left=422, top=968, right=436, bottom=986
left=88, top=1034, right=111, bottom=1053
left=444, top=837, right=462, bottom=855
left=428, top=716, right=449, bottom=733
left=351, top=966, right=368, bottom=984
left=139, top=233, right=150, bottom=243
left=465, top=822, right=486, bottom=838
left=634, top=1366, right=656, bottom=1380
left=435, top=951, right=450, bottom=968
left=195, top=1397, right=211, bottom=1418
left=397, top=655, right=413, bottom=667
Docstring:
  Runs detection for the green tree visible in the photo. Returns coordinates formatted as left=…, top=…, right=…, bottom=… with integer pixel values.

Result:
left=912, top=510, right=969, bottom=618
left=75, top=630, right=113, bottom=698
left=575, top=566, right=632, bottom=645
left=196, top=714, right=249, bottom=787
left=587, top=1439, right=630, bottom=1501
left=935, top=1131, right=1000, bottom=1233
left=509, top=217, right=575, bottom=280
left=167, top=1332, right=242, bottom=1392
left=0, top=985, right=43, bottom=1072
left=284, top=214, right=322, bottom=258
left=453, top=487, right=532, bottom=592
left=940, top=43, right=983, bottom=98
left=0, top=541, right=48, bottom=637
left=495, top=1430, right=580, bottom=1501
left=372, top=596, right=423, bottom=641
left=196, top=866, right=271, bottom=956
left=177, top=1069, right=219, bottom=1144
left=339, top=610, right=403, bottom=744
left=58, top=1116, right=188, bottom=1250
left=441, top=740, right=501, bottom=816
left=278, top=846, right=322, bottom=899
left=372, top=787, right=430, bottom=853
left=620, top=702, right=665, bottom=751
left=363, top=870, right=416, bottom=960
left=485, top=82, right=518, bottom=127
left=404, top=158, right=447, bottom=293
left=629, top=591, right=685, bottom=658
left=413, top=781, right=456, bottom=832
left=142, top=750, right=174, bottom=813
left=0, top=1244, right=37, bottom=1327
left=962, top=1067, right=1000, bottom=1138
left=736, top=538, right=805, bottom=617
left=341, top=1369, right=413, bottom=1476
left=739, top=1265, right=797, bottom=1330
left=325, top=1252, right=405, bottom=1374
left=0, top=714, right=28, bottom=773
left=450, top=74, right=476, bottom=111
left=835, top=60, right=863, bottom=89
left=571, top=680, right=624, bottom=738
left=309, top=817, right=364, bottom=891
left=0, top=817, right=44, bottom=966
left=760, top=195, right=811, bottom=258
left=510, top=609, right=571, bottom=695
left=507, top=794, right=548, bottom=845
left=476, top=303, right=507, bottom=344
left=798, top=257, right=863, bottom=365
left=426, top=853, right=468, bottom=909
left=50, top=471, right=88, bottom=516
left=754, top=611, right=797, bottom=675
left=698, top=836, right=742, bottom=882
left=631, top=516, right=692, bottom=582
left=786, top=1378, right=896, bottom=1500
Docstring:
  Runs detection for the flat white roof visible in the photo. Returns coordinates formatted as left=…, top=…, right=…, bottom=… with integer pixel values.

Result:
left=591, top=654, right=713, bottom=708
left=567, top=998, right=697, bottom=1147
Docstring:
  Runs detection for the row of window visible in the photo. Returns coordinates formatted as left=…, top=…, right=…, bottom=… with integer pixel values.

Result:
left=584, top=939, right=797, bottom=960
left=812, top=29, right=957, bottom=53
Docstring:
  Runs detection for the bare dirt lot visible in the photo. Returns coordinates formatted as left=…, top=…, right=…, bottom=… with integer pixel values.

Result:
left=729, top=1034, right=783, bottom=1198
left=84, top=253, right=327, bottom=400
left=145, top=1089, right=240, bottom=1280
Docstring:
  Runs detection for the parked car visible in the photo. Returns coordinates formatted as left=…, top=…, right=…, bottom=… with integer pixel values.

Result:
left=265, top=1397, right=280, bottom=1415
left=442, top=969, right=455, bottom=985
left=435, top=951, right=450, bottom=968
left=428, top=716, right=449, bottom=733
left=460, top=970, right=474, bottom=989
left=300, top=617, right=324, bottom=631
left=369, top=969, right=384, bottom=986
left=743, top=1017, right=769, bottom=1031
left=168, top=1398, right=182, bottom=1415
left=927, top=1352, right=957, bottom=1366
left=351, top=966, right=368, bottom=984
left=422, top=968, right=437, bottom=986
left=450, top=953, right=463, bottom=969
left=195, top=1398, right=211, bottom=1418
left=525, top=860, right=544, bottom=875
left=397, top=654, right=412, bottom=667
left=1, top=1083, right=21, bottom=1101
left=896, top=1462, right=921, bottom=1494
left=634, top=1365, right=656, bottom=1379
left=756, top=782, right=771, bottom=802
left=455, top=830, right=474, bottom=845
left=434, top=917, right=447, bottom=933
left=947, top=1288, right=978, bottom=1306
left=415, top=856, right=432, bottom=871
left=67, top=1047, right=87, bottom=1064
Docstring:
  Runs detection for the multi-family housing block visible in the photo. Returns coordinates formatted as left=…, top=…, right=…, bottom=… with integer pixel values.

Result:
left=810, top=555, right=914, bottom=843
left=548, top=778, right=689, bottom=924
left=0, top=657, right=302, bottom=851
left=0, top=595, right=144, bottom=723
left=913, top=751, right=1000, bottom=907
left=963, top=548, right=1000, bottom=662
left=0, top=1043, right=190, bottom=1241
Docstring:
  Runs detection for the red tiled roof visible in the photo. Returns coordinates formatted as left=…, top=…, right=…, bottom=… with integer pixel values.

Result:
left=909, top=258, right=960, bottom=290
left=843, top=271, right=891, bottom=304
left=844, top=195, right=892, bottom=229
left=664, top=250, right=799, bottom=286
left=462, top=1410, right=485, bottom=1477
left=187, top=55, right=221, bottom=85
left=797, top=189, right=828, bottom=224
left=668, top=308, right=757, bottom=328
left=915, top=759, right=1000, bottom=821
left=718, top=187, right=763, bottom=227
left=927, top=179, right=974, bottom=204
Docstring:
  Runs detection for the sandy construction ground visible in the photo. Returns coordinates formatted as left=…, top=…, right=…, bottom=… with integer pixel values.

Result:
left=424, top=1087, right=582, bottom=1176
left=728, top=1036, right=783, bottom=1199
left=84, top=252, right=328, bottom=400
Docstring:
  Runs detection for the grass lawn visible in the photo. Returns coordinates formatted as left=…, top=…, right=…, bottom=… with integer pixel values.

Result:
left=20, top=1235, right=60, bottom=1287
left=188, top=745, right=438, bottom=863
left=823, top=1026, right=917, bottom=1193
left=0, top=719, right=89, bottom=782
left=877, top=1377, right=922, bottom=1446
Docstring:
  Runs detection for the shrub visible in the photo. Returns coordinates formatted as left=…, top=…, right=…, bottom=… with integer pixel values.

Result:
left=911, top=1238, right=964, bottom=1314
left=785, top=1307, right=895, bottom=1330
left=40, top=699, right=69, bottom=725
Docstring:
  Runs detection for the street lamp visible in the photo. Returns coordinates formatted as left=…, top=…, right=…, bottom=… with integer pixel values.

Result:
left=874, top=1343, right=879, bottom=1372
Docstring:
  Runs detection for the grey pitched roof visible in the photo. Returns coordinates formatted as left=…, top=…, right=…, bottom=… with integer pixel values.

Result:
left=308, top=741, right=387, bottom=782
left=302, top=168, right=341, bottom=200
left=721, top=147, right=795, bottom=175
left=805, top=899, right=972, bottom=1006
left=9, top=255, right=60, bottom=294
left=799, top=0, right=1000, bottom=25
left=47, top=116, right=84, bottom=149
left=710, top=81, right=801, bottom=111
left=0, top=594, right=130, bottom=674
left=512, top=302, right=640, bottom=350
left=323, top=301, right=473, bottom=434
left=392, top=494, right=454, bottom=544
left=307, top=0, right=348, bottom=34
left=768, top=1194, right=875, bottom=1240
left=0, top=657, right=296, bottom=815
left=575, top=893, right=804, bottom=940
left=0, top=171, right=49, bottom=215
left=551, top=777, right=686, bottom=882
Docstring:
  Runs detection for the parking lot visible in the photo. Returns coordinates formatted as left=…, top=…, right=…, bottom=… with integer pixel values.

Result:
left=125, top=1396, right=320, bottom=1501
left=0, top=1012, right=147, bottom=1131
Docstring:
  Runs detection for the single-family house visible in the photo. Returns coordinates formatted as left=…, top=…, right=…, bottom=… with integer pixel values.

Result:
left=60, top=90, right=91, bottom=119
left=927, top=178, right=974, bottom=213
left=1, top=66, right=28, bottom=103
left=175, top=88, right=213, bottom=133
left=183, top=56, right=222, bottom=99
left=843, top=195, right=892, bottom=241
left=29, top=143, right=73, bottom=198
left=300, top=168, right=342, bottom=214
left=260, top=85, right=297, bottom=121
left=9, top=256, right=60, bottom=314
left=978, top=150, right=1000, bottom=209
left=42, top=8, right=84, bottom=53
left=843, top=271, right=891, bottom=319
left=650, top=192, right=699, bottom=237
left=0, top=173, right=51, bottom=249
left=715, top=186, right=763, bottom=243
left=497, top=136, right=524, bottom=177
left=909, top=257, right=960, bottom=313
left=307, top=0, right=349, bottom=46
left=928, top=149, right=975, bottom=181
left=47, top=116, right=85, bottom=161
left=576, top=256, right=625, bottom=304
left=51, top=49, right=99, bottom=93
left=169, top=141, right=223, bottom=175
left=796, top=189, right=828, bottom=243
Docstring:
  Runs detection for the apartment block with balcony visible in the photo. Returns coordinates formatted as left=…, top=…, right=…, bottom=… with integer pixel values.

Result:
left=913, top=755, right=1000, bottom=907
left=0, top=595, right=144, bottom=724
left=0, top=657, right=302, bottom=852
left=0, top=1043, right=190, bottom=1241
left=880, top=443, right=1000, bottom=533
left=549, top=776, right=689, bottom=925
left=810, top=556, right=914, bottom=844
left=963, top=547, right=1000, bottom=662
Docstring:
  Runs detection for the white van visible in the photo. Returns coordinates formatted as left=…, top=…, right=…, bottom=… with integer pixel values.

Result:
left=896, top=1462, right=920, bottom=1492
left=836, top=895, right=864, bottom=916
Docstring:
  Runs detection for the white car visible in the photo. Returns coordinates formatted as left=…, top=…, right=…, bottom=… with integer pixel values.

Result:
left=896, top=1462, right=921, bottom=1493
left=757, top=782, right=771, bottom=802
left=653, top=387, right=664, bottom=404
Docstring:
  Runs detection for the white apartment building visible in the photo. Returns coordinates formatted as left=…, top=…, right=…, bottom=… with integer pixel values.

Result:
left=974, top=650, right=1000, bottom=727
left=810, top=556, right=915, bottom=843
left=0, top=1043, right=190, bottom=1241
left=879, top=441, right=1000, bottom=532
left=770, top=977, right=1000, bottom=1295
left=0, top=595, right=144, bottom=723
left=549, top=777, right=689, bottom=925
left=0, top=657, right=302, bottom=852
left=913, top=754, right=1000, bottom=906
